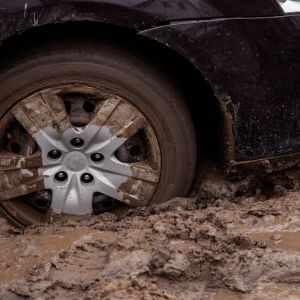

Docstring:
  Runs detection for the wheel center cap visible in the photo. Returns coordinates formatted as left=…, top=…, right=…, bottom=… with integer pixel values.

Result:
left=64, top=151, right=88, bottom=172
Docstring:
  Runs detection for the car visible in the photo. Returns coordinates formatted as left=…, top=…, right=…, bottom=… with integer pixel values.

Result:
left=0, top=0, right=298, bottom=227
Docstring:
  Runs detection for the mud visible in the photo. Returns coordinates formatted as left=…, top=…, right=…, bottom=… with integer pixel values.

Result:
left=1, top=165, right=300, bottom=299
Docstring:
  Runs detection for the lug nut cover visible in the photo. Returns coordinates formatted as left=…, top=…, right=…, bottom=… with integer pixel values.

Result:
left=71, top=138, right=84, bottom=147
left=48, top=150, right=62, bottom=159
left=55, top=172, right=68, bottom=182
left=91, top=153, right=104, bottom=162
left=81, top=173, right=94, bottom=183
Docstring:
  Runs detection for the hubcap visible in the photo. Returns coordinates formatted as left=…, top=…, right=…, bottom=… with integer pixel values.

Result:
left=0, top=85, right=161, bottom=223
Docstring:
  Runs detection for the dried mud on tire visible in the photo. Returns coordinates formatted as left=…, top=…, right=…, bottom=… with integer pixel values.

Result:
left=1, top=166, right=300, bottom=299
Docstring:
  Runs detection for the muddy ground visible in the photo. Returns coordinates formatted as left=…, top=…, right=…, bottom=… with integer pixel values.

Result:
left=1, top=163, right=300, bottom=299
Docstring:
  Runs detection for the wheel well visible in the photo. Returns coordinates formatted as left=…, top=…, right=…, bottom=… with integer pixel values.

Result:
left=0, top=21, right=228, bottom=166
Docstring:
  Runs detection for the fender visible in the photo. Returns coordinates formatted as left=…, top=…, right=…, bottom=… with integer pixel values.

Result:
left=140, top=15, right=300, bottom=161
left=0, top=1, right=282, bottom=44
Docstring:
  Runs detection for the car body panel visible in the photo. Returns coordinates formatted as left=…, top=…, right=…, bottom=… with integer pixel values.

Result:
left=0, top=1, right=283, bottom=43
left=0, top=0, right=299, bottom=162
left=141, top=15, right=300, bottom=161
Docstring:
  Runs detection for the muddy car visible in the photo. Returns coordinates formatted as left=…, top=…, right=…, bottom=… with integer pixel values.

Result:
left=0, top=0, right=299, bottom=227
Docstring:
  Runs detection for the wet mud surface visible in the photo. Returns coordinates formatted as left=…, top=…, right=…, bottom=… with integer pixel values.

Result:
left=1, top=165, right=300, bottom=299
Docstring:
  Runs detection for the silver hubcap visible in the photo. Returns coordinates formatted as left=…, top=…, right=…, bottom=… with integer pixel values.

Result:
left=0, top=85, right=161, bottom=218
left=36, top=125, right=139, bottom=214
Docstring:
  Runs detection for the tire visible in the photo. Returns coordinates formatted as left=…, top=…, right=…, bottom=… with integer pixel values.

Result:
left=0, top=39, right=196, bottom=225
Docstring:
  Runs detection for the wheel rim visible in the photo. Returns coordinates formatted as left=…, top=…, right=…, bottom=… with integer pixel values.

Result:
left=0, top=85, right=161, bottom=224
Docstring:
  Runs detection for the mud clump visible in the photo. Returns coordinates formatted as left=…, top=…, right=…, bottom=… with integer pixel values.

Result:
left=0, top=167, right=300, bottom=299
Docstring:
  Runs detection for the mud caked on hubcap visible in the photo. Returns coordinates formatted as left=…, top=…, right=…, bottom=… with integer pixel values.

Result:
left=0, top=85, right=161, bottom=224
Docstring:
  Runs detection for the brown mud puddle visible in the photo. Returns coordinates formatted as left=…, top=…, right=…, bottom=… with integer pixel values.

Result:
left=213, top=283, right=300, bottom=300
left=0, top=227, right=114, bottom=283
left=235, top=214, right=300, bottom=251
left=249, top=230, right=300, bottom=251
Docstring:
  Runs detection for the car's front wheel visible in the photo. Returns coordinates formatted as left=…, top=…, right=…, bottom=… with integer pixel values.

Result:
left=0, top=40, right=196, bottom=226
